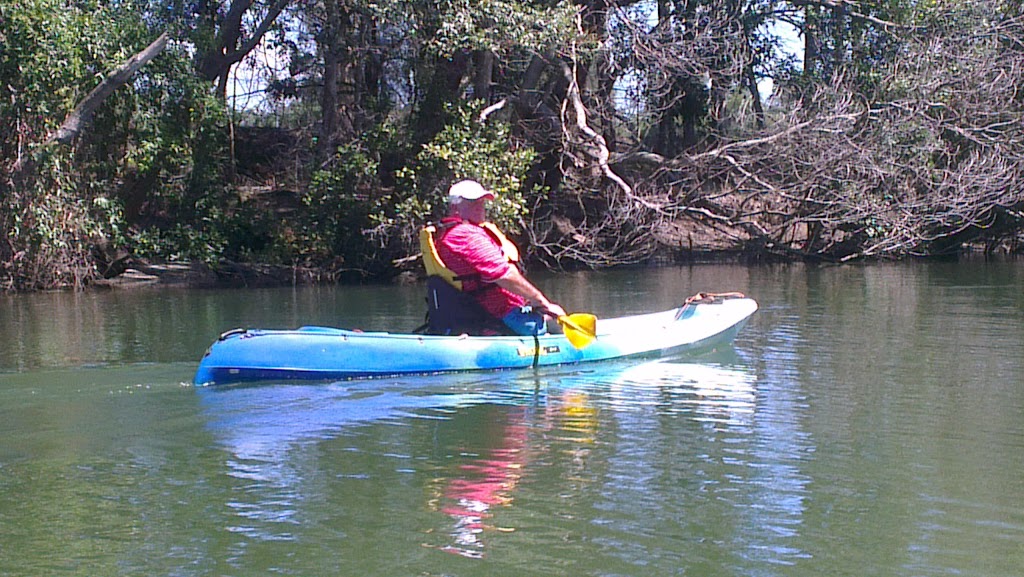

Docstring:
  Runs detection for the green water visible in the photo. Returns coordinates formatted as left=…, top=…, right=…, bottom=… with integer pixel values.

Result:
left=1, top=262, right=1022, bottom=576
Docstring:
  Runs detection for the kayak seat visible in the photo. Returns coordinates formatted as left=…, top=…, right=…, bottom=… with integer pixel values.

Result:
left=421, top=276, right=513, bottom=336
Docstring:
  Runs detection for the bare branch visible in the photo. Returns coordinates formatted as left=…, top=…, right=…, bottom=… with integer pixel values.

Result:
left=47, top=32, right=169, bottom=145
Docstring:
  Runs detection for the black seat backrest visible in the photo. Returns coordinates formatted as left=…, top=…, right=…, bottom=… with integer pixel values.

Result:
left=424, top=276, right=509, bottom=336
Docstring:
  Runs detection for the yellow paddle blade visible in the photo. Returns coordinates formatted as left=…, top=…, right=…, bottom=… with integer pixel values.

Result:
left=558, top=313, right=598, bottom=349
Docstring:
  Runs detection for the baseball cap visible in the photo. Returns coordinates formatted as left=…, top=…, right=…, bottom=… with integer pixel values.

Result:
left=448, top=180, right=495, bottom=201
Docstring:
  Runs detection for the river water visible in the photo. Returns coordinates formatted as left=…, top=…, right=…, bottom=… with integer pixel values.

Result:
left=1, top=261, right=1022, bottom=576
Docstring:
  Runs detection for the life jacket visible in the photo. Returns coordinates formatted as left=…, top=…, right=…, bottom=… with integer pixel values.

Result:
left=417, top=219, right=520, bottom=336
left=419, top=219, right=519, bottom=290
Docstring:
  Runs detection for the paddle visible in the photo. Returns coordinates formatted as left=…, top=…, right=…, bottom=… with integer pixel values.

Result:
left=556, top=313, right=598, bottom=349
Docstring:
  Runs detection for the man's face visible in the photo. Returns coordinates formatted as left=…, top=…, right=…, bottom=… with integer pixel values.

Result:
left=462, top=197, right=489, bottom=224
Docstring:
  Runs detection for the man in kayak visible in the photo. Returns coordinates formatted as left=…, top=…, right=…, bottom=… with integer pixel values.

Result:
left=434, top=179, right=567, bottom=336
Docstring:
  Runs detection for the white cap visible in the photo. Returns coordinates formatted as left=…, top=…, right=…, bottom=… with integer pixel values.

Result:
left=448, top=180, right=495, bottom=201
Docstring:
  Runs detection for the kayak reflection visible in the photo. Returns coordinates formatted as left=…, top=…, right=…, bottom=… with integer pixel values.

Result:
left=195, top=355, right=754, bottom=461
left=194, top=355, right=757, bottom=548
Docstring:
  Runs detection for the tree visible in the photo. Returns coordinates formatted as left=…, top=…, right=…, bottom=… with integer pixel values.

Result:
left=1, top=0, right=240, bottom=290
left=193, top=0, right=293, bottom=98
left=640, top=0, right=1024, bottom=260
left=5, top=0, right=1023, bottom=292
left=1, top=0, right=172, bottom=289
left=49, top=34, right=170, bottom=146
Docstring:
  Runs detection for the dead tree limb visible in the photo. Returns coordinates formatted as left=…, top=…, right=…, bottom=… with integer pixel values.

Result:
left=559, top=58, right=632, bottom=197
left=47, top=32, right=169, bottom=145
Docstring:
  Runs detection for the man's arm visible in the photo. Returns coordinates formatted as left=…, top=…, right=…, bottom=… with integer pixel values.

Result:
left=494, top=266, right=567, bottom=318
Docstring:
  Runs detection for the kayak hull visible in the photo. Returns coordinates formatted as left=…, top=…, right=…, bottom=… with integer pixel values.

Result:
left=193, top=297, right=757, bottom=385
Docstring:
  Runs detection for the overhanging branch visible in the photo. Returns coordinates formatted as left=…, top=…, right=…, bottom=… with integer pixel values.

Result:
left=48, top=32, right=169, bottom=145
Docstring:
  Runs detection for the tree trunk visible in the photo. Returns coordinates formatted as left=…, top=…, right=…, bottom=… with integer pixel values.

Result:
left=745, top=64, right=765, bottom=129
left=319, top=0, right=343, bottom=161
left=48, top=32, right=169, bottom=145
left=196, top=0, right=291, bottom=94
left=804, top=5, right=819, bottom=76
left=413, top=50, right=471, bottom=145
left=832, top=2, right=846, bottom=69
left=473, top=50, right=494, bottom=100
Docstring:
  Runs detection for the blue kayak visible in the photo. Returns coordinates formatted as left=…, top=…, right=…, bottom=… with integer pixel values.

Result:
left=193, top=295, right=757, bottom=385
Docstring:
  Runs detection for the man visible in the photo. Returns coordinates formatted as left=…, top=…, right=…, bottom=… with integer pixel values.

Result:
left=435, top=179, right=567, bottom=336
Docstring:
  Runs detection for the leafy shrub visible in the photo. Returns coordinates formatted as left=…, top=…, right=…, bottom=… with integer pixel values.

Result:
left=378, top=104, right=544, bottom=261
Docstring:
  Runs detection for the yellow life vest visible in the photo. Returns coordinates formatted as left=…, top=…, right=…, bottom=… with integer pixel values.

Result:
left=479, top=221, right=521, bottom=264
left=419, top=220, right=520, bottom=291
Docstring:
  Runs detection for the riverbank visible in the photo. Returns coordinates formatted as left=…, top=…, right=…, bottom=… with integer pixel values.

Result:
left=90, top=261, right=329, bottom=290
left=87, top=249, right=751, bottom=291
left=36, top=240, right=1024, bottom=293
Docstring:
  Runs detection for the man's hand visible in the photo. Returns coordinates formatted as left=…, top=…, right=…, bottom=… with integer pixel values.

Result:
left=540, top=302, right=567, bottom=319
left=496, top=266, right=566, bottom=319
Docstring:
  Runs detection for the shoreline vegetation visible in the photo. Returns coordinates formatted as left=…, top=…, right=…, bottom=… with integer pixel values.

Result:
left=4, top=1, right=1024, bottom=293
left=88, top=243, right=1020, bottom=292
left=86, top=248, right=753, bottom=291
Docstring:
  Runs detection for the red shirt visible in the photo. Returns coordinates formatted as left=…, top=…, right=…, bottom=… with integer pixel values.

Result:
left=436, top=218, right=526, bottom=318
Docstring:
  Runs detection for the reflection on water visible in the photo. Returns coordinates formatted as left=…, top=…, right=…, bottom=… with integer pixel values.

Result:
left=198, top=378, right=490, bottom=543
left=430, top=405, right=530, bottom=558
left=196, top=356, right=778, bottom=561
left=199, top=381, right=475, bottom=461
left=565, top=358, right=813, bottom=570
left=604, top=360, right=757, bottom=425
left=427, top=386, right=602, bottom=558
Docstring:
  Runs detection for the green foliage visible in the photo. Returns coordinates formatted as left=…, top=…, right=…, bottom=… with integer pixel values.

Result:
left=0, top=0, right=245, bottom=288
left=0, top=0, right=159, bottom=288
left=91, top=41, right=235, bottom=265
left=385, top=104, right=543, bottom=244
left=8, top=0, right=1017, bottom=289
left=300, top=143, right=381, bottom=267
left=130, top=221, right=228, bottom=264
left=203, top=138, right=392, bottom=278
left=432, top=0, right=587, bottom=57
